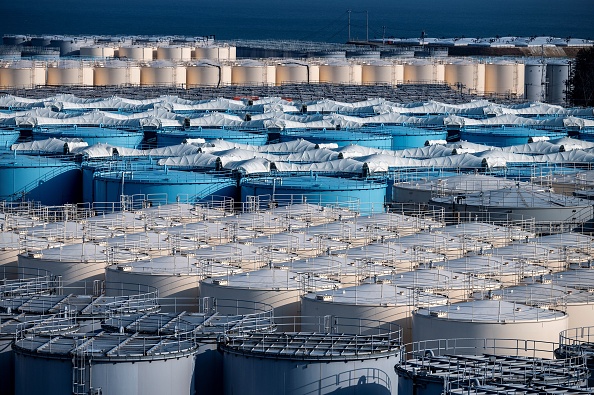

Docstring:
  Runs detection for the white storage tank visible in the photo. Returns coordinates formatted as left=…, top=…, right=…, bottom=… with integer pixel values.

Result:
left=156, top=46, right=192, bottom=61
left=303, top=281, right=447, bottom=343
left=524, top=61, right=546, bottom=101
left=444, top=60, right=486, bottom=94
left=140, top=61, right=186, bottom=87
left=361, top=61, right=404, bottom=85
left=275, top=61, right=310, bottom=85
left=403, top=60, right=445, bottom=83
left=200, top=268, right=339, bottom=318
left=79, top=45, right=115, bottom=58
left=13, top=332, right=197, bottom=395
left=93, top=60, right=141, bottom=86
left=186, top=61, right=232, bottom=87
left=46, top=60, right=94, bottom=86
left=546, top=61, right=570, bottom=105
left=318, top=61, right=362, bottom=85
left=484, top=61, right=525, bottom=96
left=231, top=61, right=276, bottom=85
left=220, top=319, right=401, bottom=395
left=0, top=61, right=46, bottom=89
left=412, top=299, right=567, bottom=356
left=118, top=45, right=154, bottom=61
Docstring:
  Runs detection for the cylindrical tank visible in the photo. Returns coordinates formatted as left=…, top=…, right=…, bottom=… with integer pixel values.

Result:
left=156, top=128, right=267, bottom=147
left=186, top=62, right=232, bottom=87
left=0, top=153, right=81, bottom=205
left=275, top=62, right=310, bottom=85
left=241, top=175, right=387, bottom=215
left=303, top=282, right=447, bottom=343
left=546, top=61, right=570, bottom=105
left=524, top=61, right=546, bottom=101
left=93, top=169, right=238, bottom=205
left=0, top=129, right=20, bottom=150
left=79, top=45, right=115, bottom=58
left=200, top=268, right=338, bottom=318
left=93, top=60, right=141, bottom=86
left=49, top=37, right=84, bottom=56
left=361, top=61, right=404, bottom=85
left=231, top=61, right=276, bottom=86
left=0, top=61, right=46, bottom=89
left=403, top=61, right=445, bottom=83
left=459, top=126, right=567, bottom=147
left=484, top=61, right=525, bottom=96
left=413, top=299, right=568, bottom=357
left=156, top=46, right=192, bottom=61
left=3, top=35, right=28, bottom=46
left=280, top=129, right=392, bottom=150
left=118, top=46, right=154, bottom=61
left=318, top=62, right=362, bottom=85
left=29, top=36, right=53, bottom=47
left=32, top=126, right=144, bottom=149
left=140, top=61, right=186, bottom=87
left=46, top=60, right=94, bottom=86
left=220, top=319, right=401, bottom=395
left=444, top=60, right=486, bottom=94
left=193, top=46, right=222, bottom=60
left=13, top=332, right=197, bottom=395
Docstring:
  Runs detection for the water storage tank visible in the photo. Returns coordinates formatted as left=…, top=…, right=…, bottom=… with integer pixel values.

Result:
left=193, top=46, right=223, bottom=60
left=413, top=299, right=567, bottom=356
left=3, top=35, right=28, bottom=46
left=32, top=126, right=144, bottom=149
left=0, top=129, right=20, bottom=150
left=93, top=60, right=141, bottom=86
left=200, top=268, right=339, bottom=318
left=303, top=282, right=447, bottom=343
left=79, top=45, right=115, bottom=58
left=156, top=128, right=267, bottom=147
left=46, top=60, right=94, bottom=86
left=241, top=175, right=387, bottom=215
left=361, top=61, right=404, bottom=85
left=220, top=319, right=401, bottom=395
left=0, top=61, right=46, bottom=89
left=378, top=125, right=448, bottom=150
left=186, top=62, right=232, bottom=87
left=484, top=61, right=525, bottom=96
left=275, top=61, right=310, bottom=85
left=280, top=128, right=392, bottom=149
left=231, top=61, right=276, bottom=86
left=444, top=60, right=486, bottom=94
left=318, top=61, right=362, bottom=85
left=118, top=45, right=154, bottom=61
left=524, top=61, right=546, bottom=101
left=93, top=169, right=238, bottom=205
left=0, top=153, right=81, bottom=205
left=49, top=37, right=84, bottom=56
left=546, top=61, right=570, bottom=105
left=13, top=332, right=197, bottom=395
left=403, top=61, right=445, bottom=83
left=156, top=46, right=192, bottom=61
left=140, top=61, right=186, bottom=87
left=459, top=125, right=566, bottom=146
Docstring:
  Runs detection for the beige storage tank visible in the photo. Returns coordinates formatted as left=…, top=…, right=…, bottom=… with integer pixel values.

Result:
left=94, top=60, right=141, bottom=86
left=0, top=61, right=46, bottom=89
left=361, top=61, right=403, bottom=85
left=485, top=61, right=525, bottom=96
left=140, top=61, right=186, bottom=87
left=186, top=62, right=232, bottom=87
left=156, top=46, right=192, bottom=61
left=46, top=60, right=94, bottom=86
left=231, top=61, right=276, bottom=86
left=193, top=46, right=231, bottom=60
left=275, top=61, right=310, bottom=85
left=227, top=46, right=236, bottom=61
left=403, top=61, right=445, bottom=83
left=118, top=45, right=154, bottom=61
left=79, top=45, right=115, bottom=58
left=318, top=62, right=362, bottom=85
left=444, top=60, right=486, bottom=94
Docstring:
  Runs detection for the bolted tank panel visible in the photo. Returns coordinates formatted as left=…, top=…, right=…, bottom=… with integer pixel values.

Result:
left=524, top=62, right=546, bottom=101
left=404, top=62, right=445, bottom=83
left=46, top=62, right=94, bottom=86
left=193, top=46, right=221, bottom=60
left=156, top=46, right=192, bottom=61
left=361, top=62, right=403, bottom=85
left=118, top=46, right=154, bottom=61
left=485, top=62, right=525, bottom=96
left=318, top=63, right=362, bottom=84
left=140, top=63, right=186, bottom=86
left=275, top=63, right=310, bottom=85
left=0, top=62, right=46, bottom=89
left=546, top=62, right=570, bottom=105
left=444, top=61, right=486, bottom=94
left=231, top=63, right=275, bottom=86
left=93, top=62, right=141, bottom=86
left=186, top=63, right=232, bottom=86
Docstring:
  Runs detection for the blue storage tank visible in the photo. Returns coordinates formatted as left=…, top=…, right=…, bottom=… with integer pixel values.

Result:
left=372, top=125, right=448, bottom=150
left=578, top=128, right=594, bottom=142
left=94, top=169, right=238, bottom=204
left=280, top=128, right=392, bottom=149
left=460, top=126, right=567, bottom=147
left=32, top=126, right=145, bottom=149
left=0, top=152, right=81, bottom=205
left=156, top=128, right=267, bottom=147
left=241, top=175, right=387, bottom=214
left=0, top=129, right=20, bottom=150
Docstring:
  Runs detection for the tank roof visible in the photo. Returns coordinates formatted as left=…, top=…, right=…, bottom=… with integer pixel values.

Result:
left=109, top=254, right=242, bottom=277
left=241, top=175, right=386, bottom=191
left=204, top=268, right=339, bottom=291
left=374, top=269, right=501, bottom=293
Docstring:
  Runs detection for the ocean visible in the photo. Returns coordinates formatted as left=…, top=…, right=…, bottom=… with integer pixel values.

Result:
left=0, top=0, right=593, bottom=43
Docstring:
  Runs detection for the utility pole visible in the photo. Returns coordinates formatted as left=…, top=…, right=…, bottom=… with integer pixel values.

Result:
left=348, top=10, right=351, bottom=42
left=366, top=11, right=369, bottom=42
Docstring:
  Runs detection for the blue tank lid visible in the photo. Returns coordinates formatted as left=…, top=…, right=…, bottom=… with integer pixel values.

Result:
left=0, top=152, right=77, bottom=168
